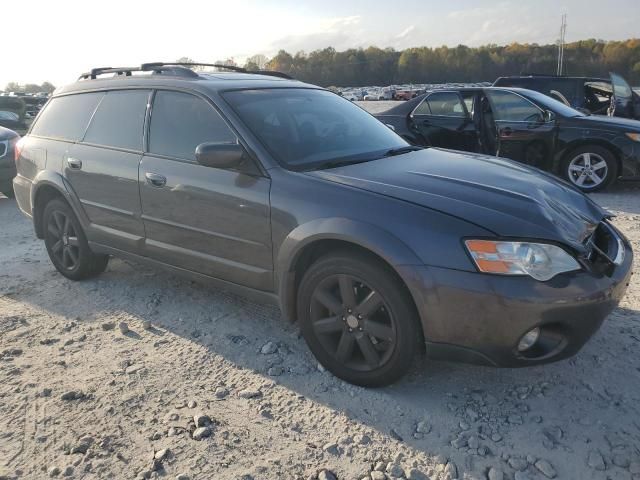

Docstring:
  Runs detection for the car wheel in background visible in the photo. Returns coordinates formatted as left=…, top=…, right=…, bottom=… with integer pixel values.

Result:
left=297, top=250, right=421, bottom=387
left=562, top=145, right=617, bottom=192
left=43, top=199, right=109, bottom=280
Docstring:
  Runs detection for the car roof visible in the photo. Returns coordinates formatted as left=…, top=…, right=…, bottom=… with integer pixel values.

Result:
left=53, top=71, right=319, bottom=97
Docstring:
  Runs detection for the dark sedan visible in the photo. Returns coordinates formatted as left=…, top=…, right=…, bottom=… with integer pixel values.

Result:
left=0, top=126, right=19, bottom=197
left=376, top=87, right=640, bottom=191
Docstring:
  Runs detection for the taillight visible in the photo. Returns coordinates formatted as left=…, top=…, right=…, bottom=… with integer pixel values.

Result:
left=14, top=137, right=24, bottom=163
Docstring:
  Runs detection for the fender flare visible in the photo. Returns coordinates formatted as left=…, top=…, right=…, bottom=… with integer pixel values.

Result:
left=31, top=171, right=88, bottom=238
left=275, top=217, right=423, bottom=322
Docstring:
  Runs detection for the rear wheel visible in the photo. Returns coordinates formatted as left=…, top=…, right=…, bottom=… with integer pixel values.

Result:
left=562, top=145, right=617, bottom=192
left=297, top=251, right=420, bottom=387
left=43, top=199, right=109, bottom=280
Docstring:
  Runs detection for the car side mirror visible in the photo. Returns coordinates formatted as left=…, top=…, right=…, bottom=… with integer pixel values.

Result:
left=544, top=110, right=556, bottom=123
left=195, top=142, right=245, bottom=169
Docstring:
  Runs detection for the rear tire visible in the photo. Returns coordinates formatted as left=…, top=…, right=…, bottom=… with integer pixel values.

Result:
left=297, top=250, right=421, bottom=387
left=43, top=199, right=109, bottom=280
left=562, top=145, right=617, bottom=192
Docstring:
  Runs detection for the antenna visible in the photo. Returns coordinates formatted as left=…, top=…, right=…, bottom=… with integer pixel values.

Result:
left=556, top=13, right=567, bottom=76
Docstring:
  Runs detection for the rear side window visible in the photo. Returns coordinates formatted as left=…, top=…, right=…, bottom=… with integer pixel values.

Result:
left=31, top=93, right=103, bottom=141
left=425, top=92, right=466, bottom=117
left=149, top=91, right=236, bottom=161
left=83, top=90, right=149, bottom=150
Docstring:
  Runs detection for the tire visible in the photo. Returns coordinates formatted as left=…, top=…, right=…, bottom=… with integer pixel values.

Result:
left=297, top=250, right=421, bottom=387
left=43, top=199, right=109, bottom=280
left=562, top=145, right=618, bottom=192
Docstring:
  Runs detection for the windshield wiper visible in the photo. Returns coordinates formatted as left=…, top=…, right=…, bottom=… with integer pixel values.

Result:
left=315, top=158, right=372, bottom=170
left=383, top=145, right=424, bottom=157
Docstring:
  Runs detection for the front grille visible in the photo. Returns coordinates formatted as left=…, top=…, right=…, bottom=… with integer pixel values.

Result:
left=0, top=140, right=7, bottom=158
left=583, top=221, right=624, bottom=274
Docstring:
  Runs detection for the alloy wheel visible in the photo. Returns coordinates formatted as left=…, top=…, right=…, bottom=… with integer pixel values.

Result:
left=309, top=274, right=396, bottom=371
left=47, top=210, right=80, bottom=271
left=567, top=152, right=608, bottom=189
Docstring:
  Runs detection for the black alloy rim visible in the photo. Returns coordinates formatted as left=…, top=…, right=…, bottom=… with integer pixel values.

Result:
left=309, top=274, right=396, bottom=371
left=47, top=210, right=80, bottom=271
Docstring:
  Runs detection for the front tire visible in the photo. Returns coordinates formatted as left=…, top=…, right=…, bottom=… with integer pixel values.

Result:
left=562, top=145, right=617, bottom=192
left=43, top=199, right=109, bottom=280
left=297, top=251, right=421, bottom=387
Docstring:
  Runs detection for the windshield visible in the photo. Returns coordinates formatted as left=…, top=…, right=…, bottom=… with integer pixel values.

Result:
left=522, top=89, right=587, bottom=117
left=223, top=88, right=407, bottom=170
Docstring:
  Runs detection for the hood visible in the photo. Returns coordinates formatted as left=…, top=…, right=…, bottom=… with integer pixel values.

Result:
left=306, top=148, right=608, bottom=252
left=572, top=114, right=640, bottom=131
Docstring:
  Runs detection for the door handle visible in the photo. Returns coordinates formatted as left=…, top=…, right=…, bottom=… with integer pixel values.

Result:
left=145, top=172, right=166, bottom=187
left=501, top=127, right=513, bottom=136
left=67, top=157, right=82, bottom=169
left=422, top=119, right=431, bottom=126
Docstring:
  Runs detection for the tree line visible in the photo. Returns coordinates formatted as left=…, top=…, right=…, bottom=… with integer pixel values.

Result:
left=260, top=39, right=640, bottom=87
left=3, top=81, right=56, bottom=94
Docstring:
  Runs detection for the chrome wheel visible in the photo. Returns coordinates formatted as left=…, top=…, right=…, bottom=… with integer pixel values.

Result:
left=309, top=274, right=396, bottom=372
left=46, top=210, right=80, bottom=271
left=567, top=152, right=608, bottom=189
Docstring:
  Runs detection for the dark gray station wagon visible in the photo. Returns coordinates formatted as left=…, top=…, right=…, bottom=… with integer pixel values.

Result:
left=13, top=63, right=633, bottom=386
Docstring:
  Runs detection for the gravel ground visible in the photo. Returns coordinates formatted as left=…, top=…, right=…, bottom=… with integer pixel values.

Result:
left=1, top=180, right=639, bottom=480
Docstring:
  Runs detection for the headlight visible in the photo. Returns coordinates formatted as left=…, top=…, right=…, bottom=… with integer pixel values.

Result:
left=465, top=240, right=580, bottom=281
left=626, top=132, right=640, bottom=142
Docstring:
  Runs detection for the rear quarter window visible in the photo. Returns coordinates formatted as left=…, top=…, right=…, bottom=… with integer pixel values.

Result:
left=31, top=93, right=103, bottom=141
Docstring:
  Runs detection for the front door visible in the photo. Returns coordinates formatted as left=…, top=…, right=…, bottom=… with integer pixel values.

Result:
left=486, top=90, right=556, bottom=169
left=65, top=89, right=150, bottom=253
left=411, top=91, right=478, bottom=151
left=139, top=90, right=273, bottom=291
left=610, top=73, right=640, bottom=120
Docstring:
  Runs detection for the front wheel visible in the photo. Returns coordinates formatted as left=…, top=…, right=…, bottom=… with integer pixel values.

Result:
left=43, top=199, right=109, bottom=280
left=297, top=251, right=421, bottom=387
left=562, top=145, right=617, bottom=192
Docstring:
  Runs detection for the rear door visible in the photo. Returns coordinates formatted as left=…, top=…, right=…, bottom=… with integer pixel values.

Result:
left=65, top=89, right=150, bottom=253
left=139, top=90, right=273, bottom=291
left=487, top=90, right=556, bottom=168
left=610, top=73, right=640, bottom=120
left=410, top=91, right=478, bottom=151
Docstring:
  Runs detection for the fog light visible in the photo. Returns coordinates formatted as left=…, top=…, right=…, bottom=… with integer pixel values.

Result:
left=517, top=328, right=540, bottom=352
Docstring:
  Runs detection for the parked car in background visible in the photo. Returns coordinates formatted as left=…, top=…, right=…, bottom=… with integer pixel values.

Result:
left=13, top=63, right=632, bottom=386
left=494, top=73, right=640, bottom=120
left=376, top=86, right=640, bottom=191
left=0, top=126, right=19, bottom=197
left=0, top=96, right=28, bottom=134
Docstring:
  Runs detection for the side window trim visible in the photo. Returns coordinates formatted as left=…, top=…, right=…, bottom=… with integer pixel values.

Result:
left=79, top=92, right=106, bottom=144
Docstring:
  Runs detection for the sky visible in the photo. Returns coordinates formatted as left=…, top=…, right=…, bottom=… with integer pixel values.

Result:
left=4, top=0, right=639, bottom=88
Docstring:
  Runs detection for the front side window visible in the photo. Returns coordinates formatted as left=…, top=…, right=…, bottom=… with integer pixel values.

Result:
left=31, top=93, right=103, bottom=141
left=425, top=92, right=467, bottom=117
left=487, top=90, right=544, bottom=122
left=149, top=91, right=236, bottom=161
left=83, top=90, right=149, bottom=150
left=223, top=88, right=406, bottom=170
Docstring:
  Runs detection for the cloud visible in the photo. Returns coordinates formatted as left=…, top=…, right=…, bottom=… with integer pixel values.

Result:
left=396, top=25, right=415, bottom=39
left=268, top=15, right=364, bottom=53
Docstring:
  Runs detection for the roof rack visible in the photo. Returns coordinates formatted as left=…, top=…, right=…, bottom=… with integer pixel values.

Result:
left=141, top=62, right=293, bottom=79
left=78, top=62, right=292, bottom=81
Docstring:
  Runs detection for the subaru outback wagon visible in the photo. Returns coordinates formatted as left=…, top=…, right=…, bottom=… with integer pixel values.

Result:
left=13, top=63, right=633, bottom=386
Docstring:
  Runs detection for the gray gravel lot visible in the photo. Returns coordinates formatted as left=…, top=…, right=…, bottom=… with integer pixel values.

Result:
left=0, top=179, right=639, bottom=480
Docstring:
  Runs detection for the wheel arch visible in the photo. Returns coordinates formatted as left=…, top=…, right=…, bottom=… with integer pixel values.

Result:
left=554, top=139, right=622, bottom=175
left=31, top=172, right=80, bottom=239
left=276, top=218, right=424, bottom=327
